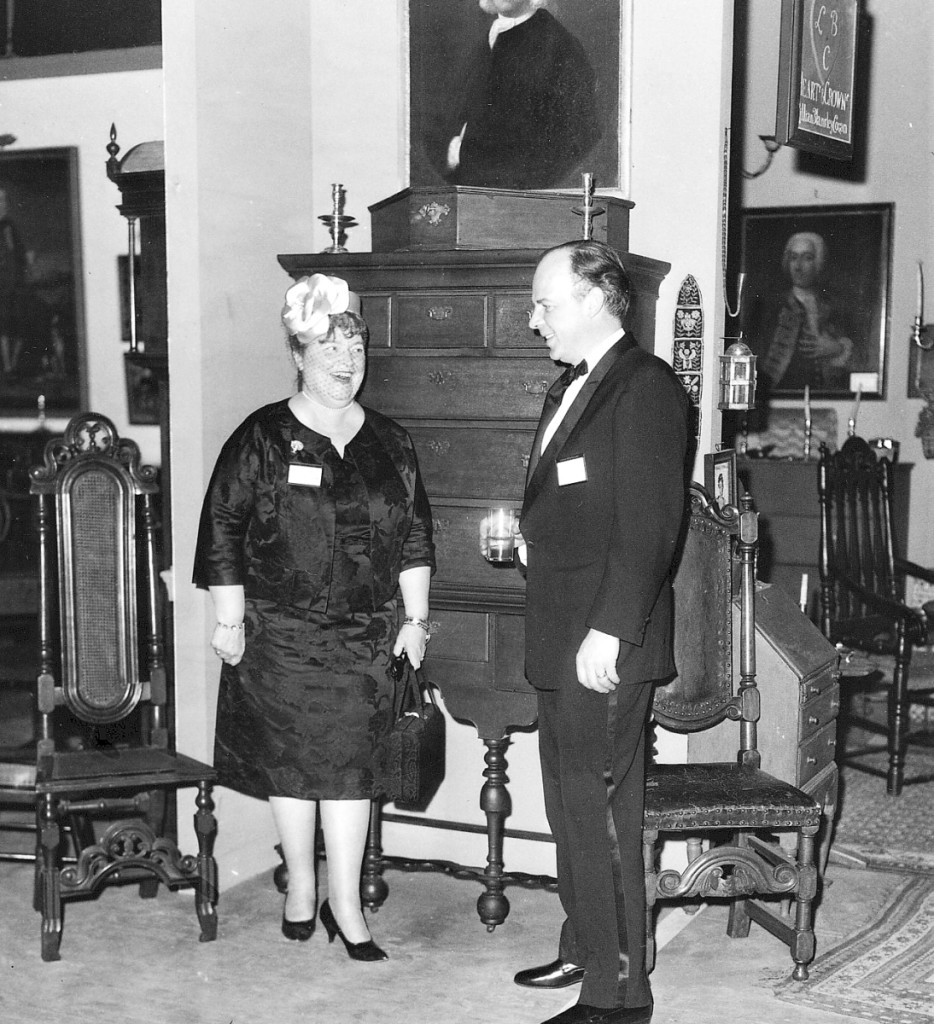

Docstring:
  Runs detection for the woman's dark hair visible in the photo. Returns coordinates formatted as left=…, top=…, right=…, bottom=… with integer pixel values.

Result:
left=550, top=239, right=631, bottom=322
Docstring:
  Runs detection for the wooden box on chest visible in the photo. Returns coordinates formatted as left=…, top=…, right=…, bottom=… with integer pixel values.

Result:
left=278, top=246, right=670, bottom=924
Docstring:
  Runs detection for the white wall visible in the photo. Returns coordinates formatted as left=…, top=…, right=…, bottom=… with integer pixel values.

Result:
left=740, top=0, right=934, bottom=567
left=0, top=68, right=163, bottom=462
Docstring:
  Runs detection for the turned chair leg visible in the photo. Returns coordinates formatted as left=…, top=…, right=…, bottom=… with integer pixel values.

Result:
left=194, top=781, right=218, bottom=943
left=790, top=824, right=819, bottom=981
left=38, top=794, right=63, bottom=962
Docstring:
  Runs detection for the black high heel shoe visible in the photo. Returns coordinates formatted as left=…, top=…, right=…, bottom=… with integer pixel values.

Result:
left=281, top=904, right=316, bottom=942
left=319, top=899, right=388, bottom=962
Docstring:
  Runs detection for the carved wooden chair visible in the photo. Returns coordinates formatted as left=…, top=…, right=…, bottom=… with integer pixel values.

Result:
left=0, top=412, right=218, bottom=961
left=643, top=486, right=823, bottom=982
left=817, top=435, right=934, bottom=795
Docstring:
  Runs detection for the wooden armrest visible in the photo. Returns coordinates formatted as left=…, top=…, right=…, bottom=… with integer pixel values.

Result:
left=895, top=556, right=934, bottom=586
left=835, top=644, right=878, bottom=678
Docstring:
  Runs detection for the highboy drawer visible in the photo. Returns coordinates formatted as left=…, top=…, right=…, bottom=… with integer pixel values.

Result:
left=362, top=355, right=559, bottom=420
left=430, top=500, right=526, bottom=595
left=426, top=608, right=490, bottom=663
left=407, top=423, right=534, bottom=500
left=394, top=293, right=487, bottom=348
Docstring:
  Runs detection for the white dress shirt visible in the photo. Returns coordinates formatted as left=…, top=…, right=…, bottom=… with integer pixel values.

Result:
left=540, top=329, right=625, bottom=454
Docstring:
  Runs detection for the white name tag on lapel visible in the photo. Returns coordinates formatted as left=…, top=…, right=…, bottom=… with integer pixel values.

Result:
left=288, top=463, right=323, bottom=488
left=556, top=455, right=587, bottom=486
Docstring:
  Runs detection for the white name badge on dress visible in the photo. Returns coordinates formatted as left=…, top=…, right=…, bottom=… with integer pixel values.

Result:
left=288, top=463, right=323, bottom=487
left=556, top=455, right=587, bottom=486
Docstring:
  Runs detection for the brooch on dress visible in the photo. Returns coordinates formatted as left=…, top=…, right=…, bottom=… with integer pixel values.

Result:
left=291, top=440, right=303, bottom=454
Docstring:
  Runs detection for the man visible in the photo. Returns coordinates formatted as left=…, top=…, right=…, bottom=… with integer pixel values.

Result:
left=756, top=231, right=858, bottom=392
left=446, top=0, right=599, bottom=190
left=516, top=241, right=689, bottom=1024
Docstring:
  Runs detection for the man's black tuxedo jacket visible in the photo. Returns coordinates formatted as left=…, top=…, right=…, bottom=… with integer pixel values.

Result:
left=521, top=337, right=689, bottom=691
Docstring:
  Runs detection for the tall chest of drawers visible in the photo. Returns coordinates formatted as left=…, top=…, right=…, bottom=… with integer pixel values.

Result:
left=279, top=247, right=670, bottom=924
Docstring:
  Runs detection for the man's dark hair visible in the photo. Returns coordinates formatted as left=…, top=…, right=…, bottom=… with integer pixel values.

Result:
left=549, top=239, right=631, bottom=323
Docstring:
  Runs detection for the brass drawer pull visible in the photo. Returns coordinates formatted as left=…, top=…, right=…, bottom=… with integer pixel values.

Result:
left=414, top=201, right=451, bottom=226
left=523, top=380, right=550, bottom=396
left=807, top=715, right=819, bottom=725
left=427, top=306, right=453, bottom=321
left=427, top=371, right=456, bottom=388
left=806, top=756, right=817, bottom=765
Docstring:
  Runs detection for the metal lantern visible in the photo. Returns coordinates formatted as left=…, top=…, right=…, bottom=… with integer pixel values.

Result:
left=718, top=339, right=757, bottom=411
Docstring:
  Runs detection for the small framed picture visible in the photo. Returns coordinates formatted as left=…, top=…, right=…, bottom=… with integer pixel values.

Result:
left=705, top=448, right=738, bottom=512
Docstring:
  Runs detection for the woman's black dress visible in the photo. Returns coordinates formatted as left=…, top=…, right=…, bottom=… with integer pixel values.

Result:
left=193, top=400, right=434, bottom=801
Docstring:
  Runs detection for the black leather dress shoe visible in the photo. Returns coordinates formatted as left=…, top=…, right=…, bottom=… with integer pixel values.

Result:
left=514, top=958, right=585, bottom=988
left=541, top=1002, right=653, bottom=1024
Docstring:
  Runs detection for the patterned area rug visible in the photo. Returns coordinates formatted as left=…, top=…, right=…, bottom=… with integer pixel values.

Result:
left=832, top=747, right=934, bottom=874
left=774, top=875, right=934, bottom=1024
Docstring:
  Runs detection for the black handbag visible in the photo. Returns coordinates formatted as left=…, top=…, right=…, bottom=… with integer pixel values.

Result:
left=386, top=653, right=445, bottom=809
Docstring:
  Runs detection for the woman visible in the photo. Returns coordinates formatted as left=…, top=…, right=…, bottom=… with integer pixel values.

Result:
left=193, top=274, right=434, bottom=960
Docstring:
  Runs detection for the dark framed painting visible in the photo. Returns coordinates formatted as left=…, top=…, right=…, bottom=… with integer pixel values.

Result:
left=4, top=0, right=160, bottom=57
left=739, top=203, right=891, bottom=400
left=0, top=147, right=85, bottom=416
left=705, top=449, right=737, bottom=513
left=408, top=0, right=624, bottom=192
left=775, top=0, right=862, bottom=160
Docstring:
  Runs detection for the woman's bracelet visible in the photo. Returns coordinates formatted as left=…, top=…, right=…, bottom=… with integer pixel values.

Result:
left=402, top=616, right=431, bottom=635
left=216, top=622, right=244, bottom=631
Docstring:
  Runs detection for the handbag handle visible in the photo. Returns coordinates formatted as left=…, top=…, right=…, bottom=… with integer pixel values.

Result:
left=390, top=653, right=436, bottom=719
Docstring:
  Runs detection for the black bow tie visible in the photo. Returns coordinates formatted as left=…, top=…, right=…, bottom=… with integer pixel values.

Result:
left=552, top=359, right=588, bottom=399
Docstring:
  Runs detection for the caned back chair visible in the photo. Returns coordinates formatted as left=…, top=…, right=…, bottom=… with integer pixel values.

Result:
left=0, top=412, right=218, bottom=961
left=643, top=486, right=823, bottom=982
left=817, top=435, right=934, bottom=795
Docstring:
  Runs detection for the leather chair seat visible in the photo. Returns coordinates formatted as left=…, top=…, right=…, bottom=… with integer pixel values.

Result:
left=645, top=763, right=821, bottom=831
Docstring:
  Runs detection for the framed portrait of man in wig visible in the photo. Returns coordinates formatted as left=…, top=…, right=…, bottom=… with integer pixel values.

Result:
left=408, top=0, right=626, bottom=193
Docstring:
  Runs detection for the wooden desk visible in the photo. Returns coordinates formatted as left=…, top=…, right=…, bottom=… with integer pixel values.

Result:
left=737, top=458, right=912, bottom=616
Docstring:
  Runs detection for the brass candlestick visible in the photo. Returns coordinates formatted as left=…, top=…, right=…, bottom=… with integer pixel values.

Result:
left=571, top=172, right=605, bottom=240
left=318, top=182, right=358, bottom=253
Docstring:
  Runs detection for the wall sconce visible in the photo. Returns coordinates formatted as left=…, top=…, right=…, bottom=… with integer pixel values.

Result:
left=718, top=338, right=757, bottom=411
left=912, top=261, right=934, bottom=350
